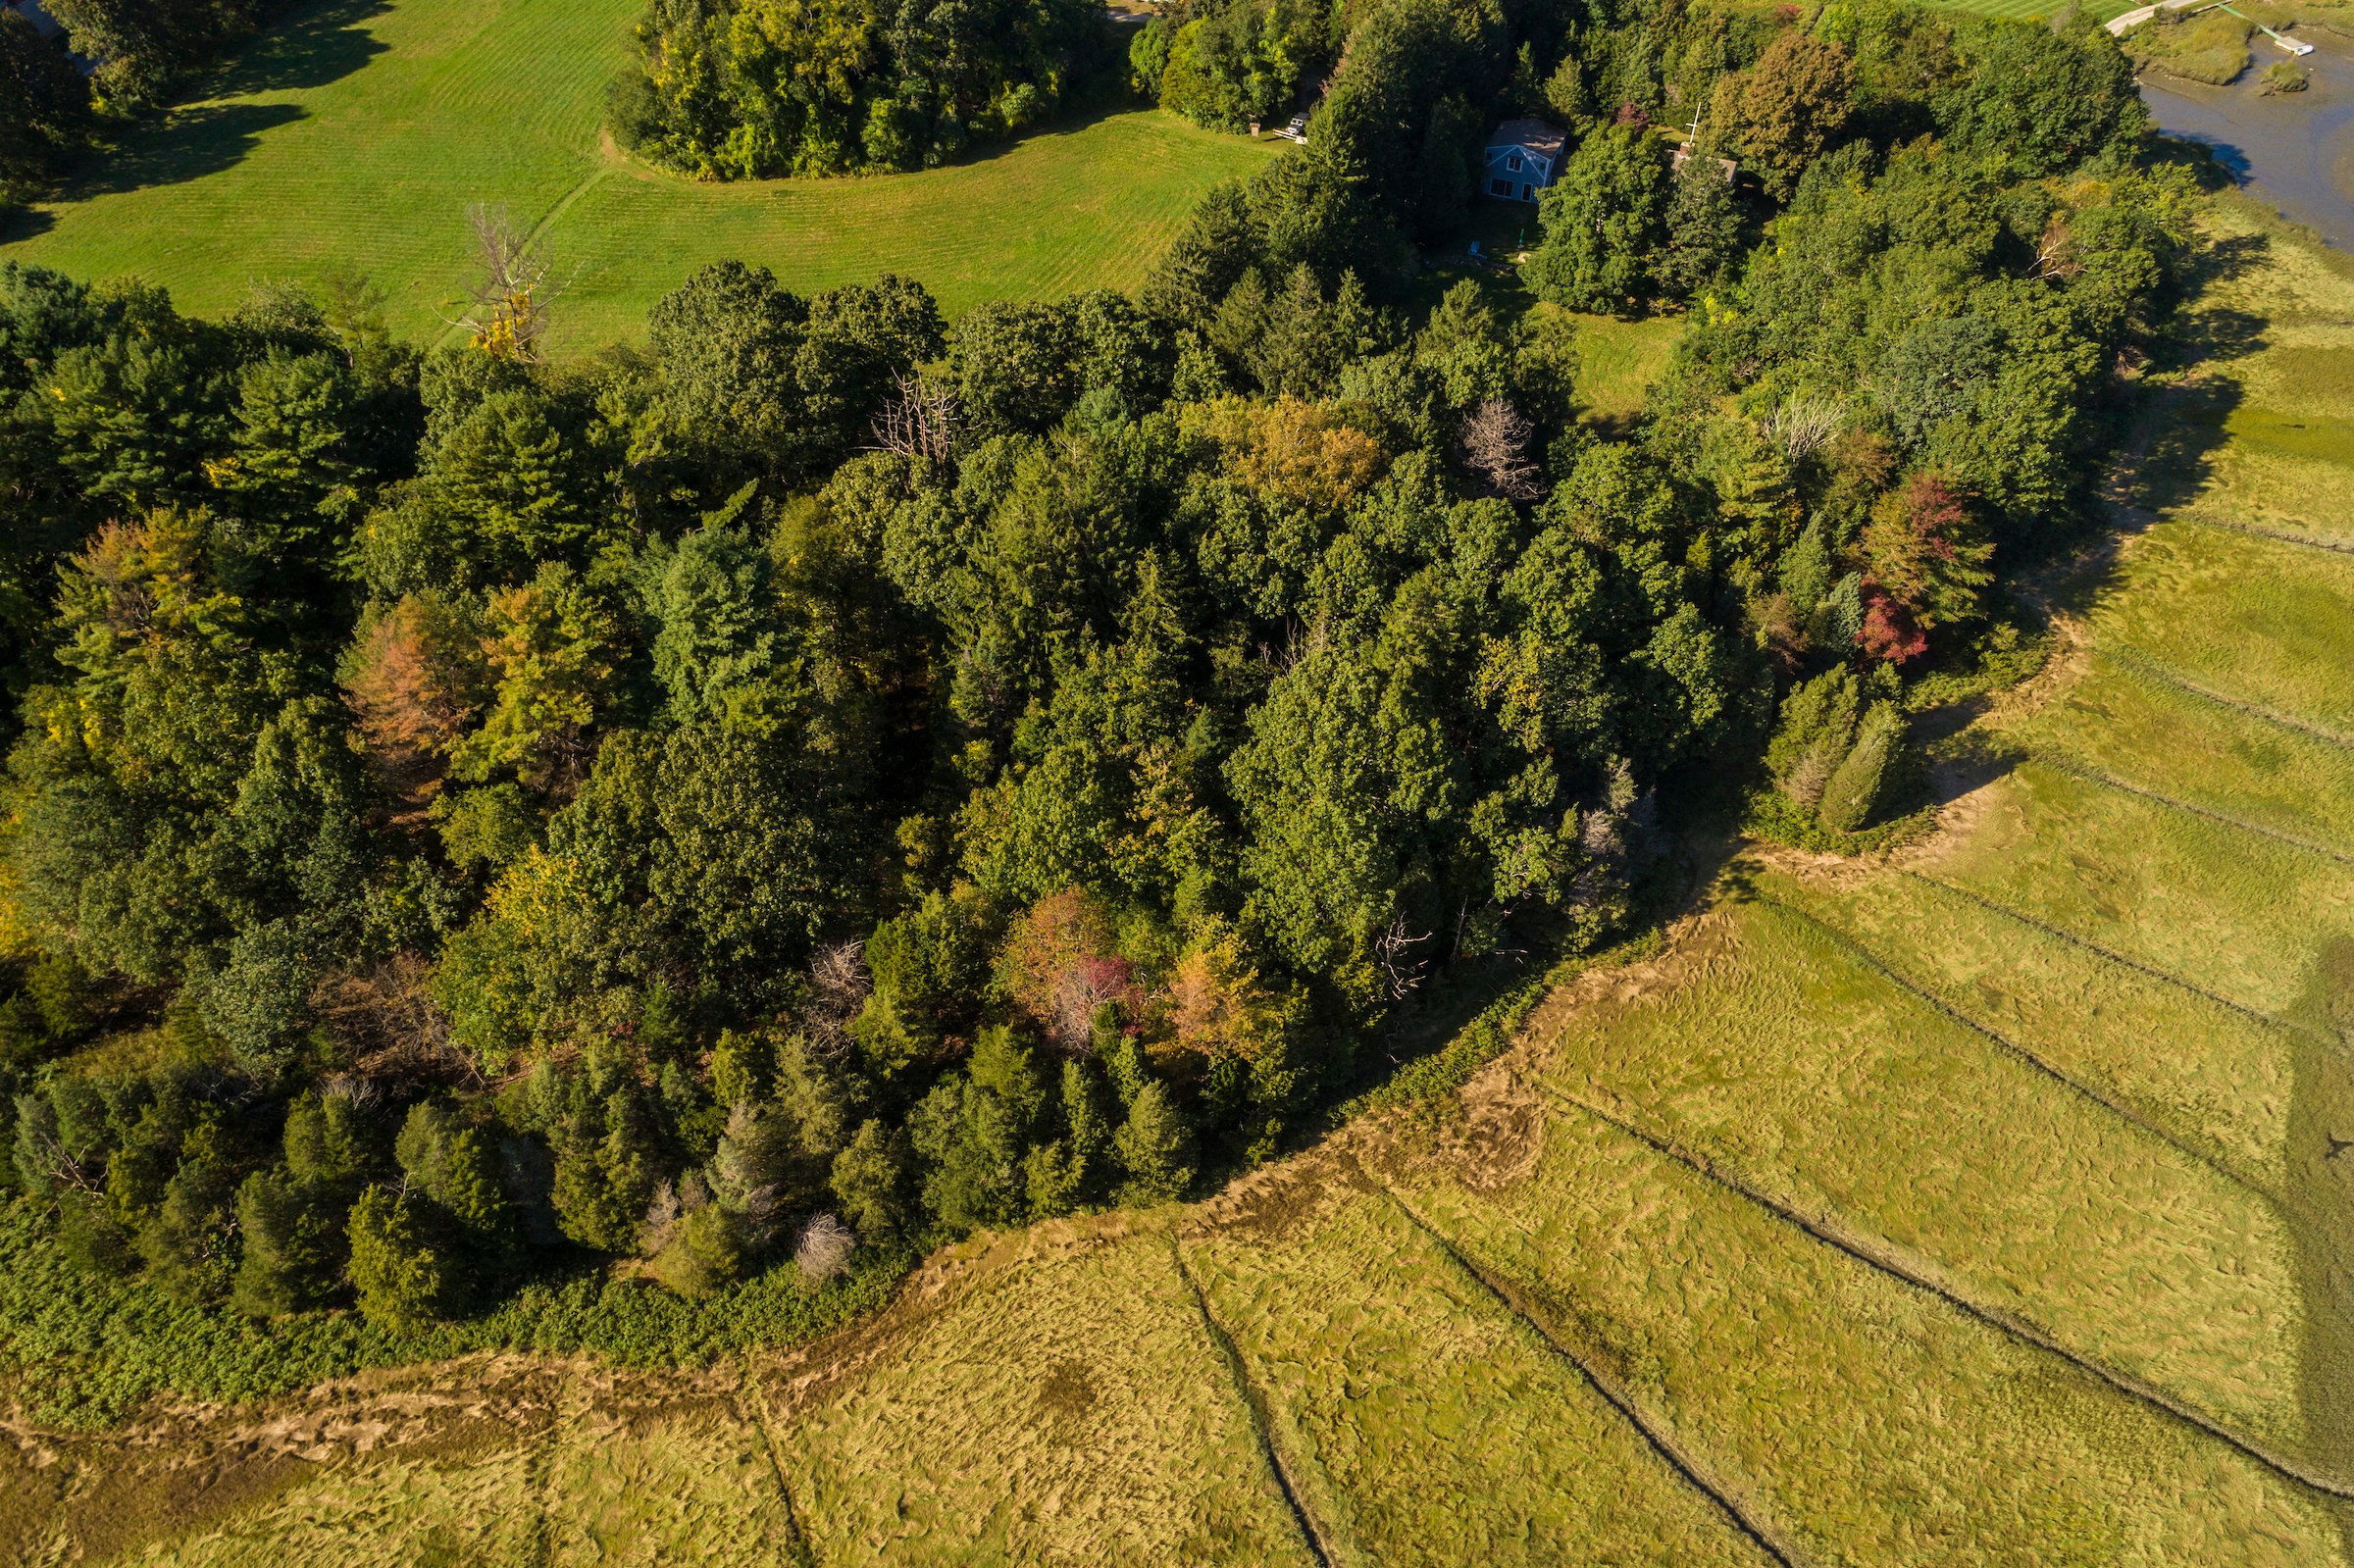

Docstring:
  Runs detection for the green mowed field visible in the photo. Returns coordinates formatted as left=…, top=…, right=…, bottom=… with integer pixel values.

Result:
left=0, top=0, right=1276, bottom=347
left=1934, top=0, right=2140, bottom=19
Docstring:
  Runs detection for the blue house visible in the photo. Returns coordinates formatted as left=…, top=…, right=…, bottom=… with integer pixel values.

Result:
left=1483, top=119, right=1566, bottom=204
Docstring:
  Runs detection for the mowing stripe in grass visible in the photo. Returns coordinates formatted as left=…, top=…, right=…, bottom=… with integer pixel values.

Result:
left=1753, top=892, right=2272, bottom=1200
left=2105, top=643, right=2354, bottom=753
left=1372, top=1182, right=1804, bottom=1568
left=2027, top=750, right=2354, bottom=867
left=434, top=160, right=619, bottom=353
left=1541, top=1085, right=2354, bottom=1503
left=1897, top=869, right=2337, bottom=1049
left=1168, top=1239, right=1343, bottom=1568
left=2180, top=514, right=2354, bottom=559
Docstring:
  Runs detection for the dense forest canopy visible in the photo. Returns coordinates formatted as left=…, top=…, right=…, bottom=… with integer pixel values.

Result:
left=0, top=0, right=2191, bottom=1348
left=609, top=0, right=1117, bottom=177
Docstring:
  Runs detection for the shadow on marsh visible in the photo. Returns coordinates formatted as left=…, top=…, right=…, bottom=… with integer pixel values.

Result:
left=2035, top=226, right=2268, bottom=631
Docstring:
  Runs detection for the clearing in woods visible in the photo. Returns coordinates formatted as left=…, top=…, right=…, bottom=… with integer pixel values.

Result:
left=0, top=0, right=1278, bottom=347
left=6, top=199, right=2352, bottom=1566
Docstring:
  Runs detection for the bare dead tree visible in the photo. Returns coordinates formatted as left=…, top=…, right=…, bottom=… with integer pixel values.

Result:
left=709, top=1103, right=785, bottom=1247
left=639, top=1178, right=686, bottom=1257
left=1374, top=913, right=1432, bottom=999
left=2030, top=217, right=2082, bottom=282
left=314, top=954, right=470, bottom=1087
left=803, top=939, right=871, bottom=1058
left=1458, top=396, right=1541, bottom=500
left=868, top=373, right=961, bottom=464
left=795, top=1212, right=855, bottom=1283
left=449, top=203, right=564, bottom=363
left=1763, top=394, right=1845, bottom=460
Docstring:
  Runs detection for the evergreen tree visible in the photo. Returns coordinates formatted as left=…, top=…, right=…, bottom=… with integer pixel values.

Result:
left=1817, top=700, right=1904, bottom=833
left=395, top=1101, right=516, bottom=1264
left=550, top=1090, right=661, bottom=1254
left=231, top=1168, right=346, bottom=1317
left=831, top=1118, right=911, bottom=1242
left=1113, top=1081, right=1197, bottom=1203
left=1659, top=156, right=1745, bottom=300
left=135, top=1123, right=237, bottom=1304
left=346, top=1186, right=450, bottom=1332
left=1777, top=522, right=1833, bottom=623
left=1766, top=668, right=1863, bottom=811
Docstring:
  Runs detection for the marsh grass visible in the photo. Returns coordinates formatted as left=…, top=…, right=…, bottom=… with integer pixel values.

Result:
left=2128, top=10, right=2259, bottom=83
left=1178, top=1182, right=1778, bottom=1568
left=762, top=1223, right=1313, bottom=1568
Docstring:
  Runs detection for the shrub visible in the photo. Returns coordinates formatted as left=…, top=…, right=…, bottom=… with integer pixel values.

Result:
left=1766, top=669, right=1863, bottom=811
left=1817, top=700, right=1904, bottom=834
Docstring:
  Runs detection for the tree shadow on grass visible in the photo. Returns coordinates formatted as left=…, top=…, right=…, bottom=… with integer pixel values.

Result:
left=62, top=101, right=306, bottom=199
left=2035, top=222, right=2268, bottom=627
left=0, top=205, right=58, bottom=244
left=42, top=0, right=390, bottom=207
left=208, top=0, right=391, bottom=98
left=911, top=96, right=1218, bottom=175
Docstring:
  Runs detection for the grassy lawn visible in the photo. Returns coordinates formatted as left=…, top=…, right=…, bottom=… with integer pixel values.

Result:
left=1929, top=0, right=2143, bottom=19
left=0, top=0, right=1277, bottom=349
left=1564, top=308, right=1685, bottom=421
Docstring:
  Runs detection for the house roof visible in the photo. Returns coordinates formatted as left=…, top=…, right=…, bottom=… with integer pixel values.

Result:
left=1486, top=118, right=1566, bottom=160
left=4, top=0, right=61, bottom=36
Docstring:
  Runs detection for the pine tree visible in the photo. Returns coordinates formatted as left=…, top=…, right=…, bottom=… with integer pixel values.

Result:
left=831, top=1118, right=910, bottom=1242
left=1062, top=1059, right=1112, bottom=1177
left=395, top=1100, right=514, bottom=1262
left=1659, top=155, right=1745, bottom=300
left=283, top=1090, right=374, bottom=1191
left=230, top=1168, right=345, bottom=1317
left=550, top=1091, right=660, bottom=1253
left=135, top=1125, right=236, bottom=1304
left=1113, top=1082, right=1197, bottom=1204
left=1809, top=573, right=1866, bottom=651
left=346, top=1186, right=450, bottom=1332
left=1766, top=669, right=1862, bottom=806
left=1777, top=522, right=1832, bottom=622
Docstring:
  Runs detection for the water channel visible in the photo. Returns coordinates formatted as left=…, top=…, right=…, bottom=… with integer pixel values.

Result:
left=2138, top=25, right=2354, bottom=249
